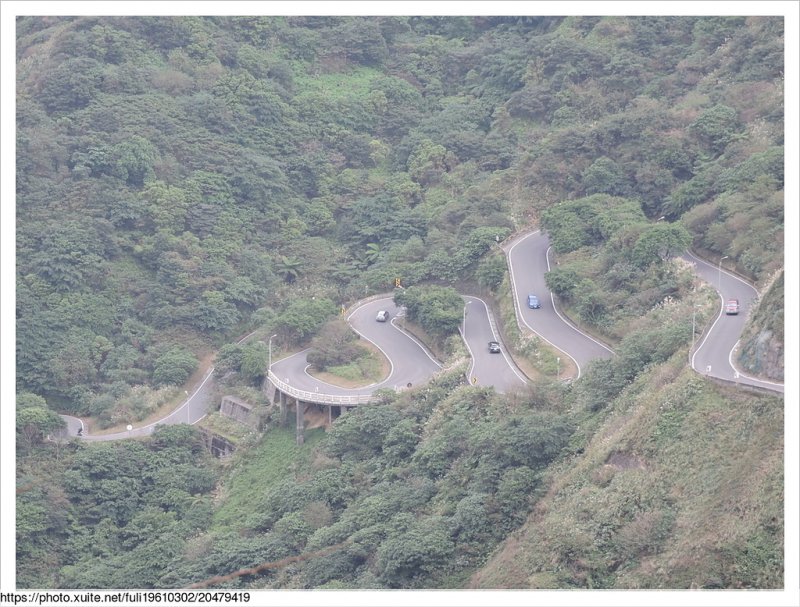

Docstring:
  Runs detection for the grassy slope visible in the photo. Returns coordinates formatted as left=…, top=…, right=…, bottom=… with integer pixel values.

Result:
left=211, top=427, right=326, bottom=532
left=470, top=353, right=783, bottom=589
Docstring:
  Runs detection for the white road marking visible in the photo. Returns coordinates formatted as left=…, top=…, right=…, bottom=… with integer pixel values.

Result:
left=466, top=295, right=528, bottom=386
left=507, top=231, right=584, bottom=379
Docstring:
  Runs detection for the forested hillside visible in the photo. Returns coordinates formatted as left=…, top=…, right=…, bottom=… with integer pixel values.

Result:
left=16, top=15, right=784, bottom=590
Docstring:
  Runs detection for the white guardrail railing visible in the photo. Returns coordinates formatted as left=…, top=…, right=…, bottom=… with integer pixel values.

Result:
left=268, top=370, right=377, bottom=406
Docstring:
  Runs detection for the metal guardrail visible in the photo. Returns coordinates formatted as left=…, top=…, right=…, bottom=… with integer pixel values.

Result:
left=268, top=370, right=377, bottom=406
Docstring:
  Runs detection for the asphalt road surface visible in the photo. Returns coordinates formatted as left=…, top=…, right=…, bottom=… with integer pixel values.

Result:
left=505, top=230, right=615, bottom=378
left=461, top=295, right=528, bottom=393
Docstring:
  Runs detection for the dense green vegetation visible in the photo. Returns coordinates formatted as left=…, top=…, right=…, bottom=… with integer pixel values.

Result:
left=16, top=15, right=783, bottom=413
left=16, top=15, right=783, bottom=590
left=394, top=285, right=464, bottom=344
left=542, top=193, right=695, bottom=337
left=18, top=299, right=779, bottom=589
left=17, top=425, right=217, bottom=588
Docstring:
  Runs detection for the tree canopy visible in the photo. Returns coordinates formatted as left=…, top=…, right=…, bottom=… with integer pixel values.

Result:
left=15, top=14, right=784, bottom=592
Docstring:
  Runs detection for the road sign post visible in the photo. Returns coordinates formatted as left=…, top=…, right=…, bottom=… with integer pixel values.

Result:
left=269, top=334, right=278, bottom=372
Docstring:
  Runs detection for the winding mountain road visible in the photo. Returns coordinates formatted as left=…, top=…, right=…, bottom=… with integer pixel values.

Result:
left=505, top=231, right=615, bottom=378
left=271, top=297, right=441, bottom=398
left=461, top=295, right=528, bottom=392
left=58, top=230, right=783, bottom=440
left=684, top=251, right=784, bottom=393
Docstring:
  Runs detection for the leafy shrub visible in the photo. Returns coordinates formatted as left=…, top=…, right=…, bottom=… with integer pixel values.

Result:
left=306, top=319, right=364, bottom=371
left=276, top=298, right=337, bottom=342
left=450, top=493, right=491, bottom=543
left=490, top=413, right=574, bottom=469
left=690, top=104, right=743, bottom=153
left=152, top=347, right=197, bottom=387
left=476, top=253, right=508, bottom=292
left=394, top=285, right=463, bottom=340
left=325, top=405, right=404, bottom=460
left=489, top=466, right=539, bottom=531
left=375, top=516, right=455, bottom=587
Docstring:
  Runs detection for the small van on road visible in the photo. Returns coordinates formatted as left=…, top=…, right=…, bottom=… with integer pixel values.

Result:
left=376, top=310, right=390, bottom=322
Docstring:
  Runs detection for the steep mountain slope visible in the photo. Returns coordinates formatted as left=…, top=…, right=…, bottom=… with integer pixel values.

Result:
left=470, top=356, right=783, bottom=589
left=15, top=15, right=785, bottom=591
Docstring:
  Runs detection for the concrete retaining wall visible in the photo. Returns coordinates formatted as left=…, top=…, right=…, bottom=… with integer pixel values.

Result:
left=220, top=395, right=261, bottom=429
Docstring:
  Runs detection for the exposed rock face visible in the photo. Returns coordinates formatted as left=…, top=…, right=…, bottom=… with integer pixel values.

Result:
left=739, top=329, right=784, bottom=381
left=738, top=272, right=783, bottom=381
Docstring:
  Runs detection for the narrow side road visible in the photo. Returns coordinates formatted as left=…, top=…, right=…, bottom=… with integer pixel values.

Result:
left=59, top=368, right=216, bottom=441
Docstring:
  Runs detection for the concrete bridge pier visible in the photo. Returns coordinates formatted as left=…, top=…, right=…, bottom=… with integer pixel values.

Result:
left=296, top=400, right=306, bottom=445
left=265, top=375, right=372, bottom=442
left=279, top=391, right=287, bottom=426
left=265, top=379, right=278, bottom=405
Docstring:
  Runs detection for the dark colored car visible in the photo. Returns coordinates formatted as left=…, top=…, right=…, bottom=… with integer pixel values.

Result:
left=527, top=294, right=541, bottom=309
left=725, top=299, right=740, bottom=315
left=488, top=341, right=501, bottom=353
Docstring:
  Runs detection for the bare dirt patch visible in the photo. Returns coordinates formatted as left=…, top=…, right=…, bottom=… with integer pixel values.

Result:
left=606, top=451, right=647, bottom=470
